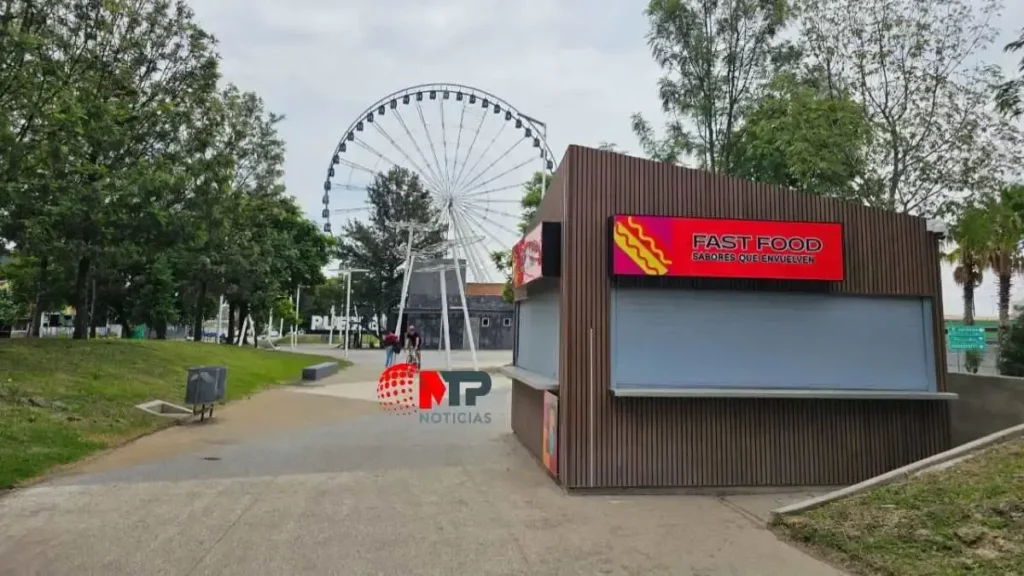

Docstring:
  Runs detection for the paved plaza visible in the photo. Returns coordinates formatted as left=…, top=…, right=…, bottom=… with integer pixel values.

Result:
left=0, top=352, right=842, bottom=576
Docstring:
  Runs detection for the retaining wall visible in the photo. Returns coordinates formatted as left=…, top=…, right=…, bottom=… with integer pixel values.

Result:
left=948, top=372, right=1024, bottom=446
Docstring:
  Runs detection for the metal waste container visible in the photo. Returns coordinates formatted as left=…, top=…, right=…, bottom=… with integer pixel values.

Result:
left=185, top=366, right=227, bottom=420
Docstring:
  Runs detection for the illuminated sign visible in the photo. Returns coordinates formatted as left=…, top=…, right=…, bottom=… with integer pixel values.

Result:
left=512, top=222, right=561, bottom=288
left=513, top=224, right=543, bottom=288
left=610, top=215, right=844, bottom=281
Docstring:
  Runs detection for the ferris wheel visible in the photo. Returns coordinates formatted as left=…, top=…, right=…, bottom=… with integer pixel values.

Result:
left=321, top=83, right=556, bottom=283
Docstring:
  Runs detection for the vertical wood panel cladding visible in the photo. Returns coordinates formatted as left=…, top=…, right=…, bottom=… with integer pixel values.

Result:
left=559, top=145, right=950, bottom=488
left=578, top=399, right=949, bottom=488
left=535, top=163, right=566, bottom=222
left=510, top=380, right=545, bottom=461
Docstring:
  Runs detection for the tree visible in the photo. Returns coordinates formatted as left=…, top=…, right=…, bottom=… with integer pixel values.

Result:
left=997, top=306, right=1024, bottom=376
left=490, top=171, right=549, bottom=302
left=730, top=71, right=873, bottom=199
left=945, top=187, right=1024, bottom=340
left=945, top=202, right=991, bottom=326
left=631, top=0, right=791, bottom=169
left=336, top=167, right=446, bottom=334
left=1, top=0, right=221, bottom=339
left=985, top=185, right=1024, bottom=337
left=0, top=1, right=330, bottom=345
left=797, top=0, right=1019, bottom=216
left=0, top=286, right=20, bottom=327
left=995, top=29, right=1024, bottom=119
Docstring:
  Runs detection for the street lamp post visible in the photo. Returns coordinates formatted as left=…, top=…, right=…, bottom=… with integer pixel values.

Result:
left=292, top=286, right=302, bottom=350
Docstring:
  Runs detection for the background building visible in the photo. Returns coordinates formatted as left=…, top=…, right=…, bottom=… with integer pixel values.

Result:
left=389, top=258, right=513, bottom=350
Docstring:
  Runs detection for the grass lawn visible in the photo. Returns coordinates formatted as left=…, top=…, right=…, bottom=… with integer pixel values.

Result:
left=0, top=339, right=342, bottom=489
left=774, top=438, right=1024, bottom=575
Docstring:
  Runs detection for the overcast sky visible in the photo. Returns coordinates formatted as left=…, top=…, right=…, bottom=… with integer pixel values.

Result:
left=188, top=0, right=1023, bottom=318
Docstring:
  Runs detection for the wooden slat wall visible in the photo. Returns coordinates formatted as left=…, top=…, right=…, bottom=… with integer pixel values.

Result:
left=558, top=145, right=951, bottom=489
left=510, top=381, right=545, bottom=461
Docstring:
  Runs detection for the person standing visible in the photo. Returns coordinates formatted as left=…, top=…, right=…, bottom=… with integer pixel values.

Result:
left=382, top=330, right=398, bottom=367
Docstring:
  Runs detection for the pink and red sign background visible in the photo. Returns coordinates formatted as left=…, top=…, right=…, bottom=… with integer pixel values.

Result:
left=611, top=215, right=845, bottom=281
left=512, top=223, right=544, bottom=288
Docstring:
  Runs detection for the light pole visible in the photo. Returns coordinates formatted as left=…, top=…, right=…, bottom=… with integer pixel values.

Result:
left=292, top=285, right=302, bottom=350
left=340, top=267, right=367, bottom=359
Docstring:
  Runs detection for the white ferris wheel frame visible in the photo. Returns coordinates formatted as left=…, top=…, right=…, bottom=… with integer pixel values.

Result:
left=321, top=83, right=558, bottom=369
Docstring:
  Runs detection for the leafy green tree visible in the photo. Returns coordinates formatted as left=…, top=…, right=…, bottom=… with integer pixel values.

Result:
left=0, top=286, right=20, bottom=327
left=0, top=1, right=331, bottom=346
left=997, top=306, right=1024, bottom=376
left=8, top=0, right=221, bottom=339
left=797, top=0, right=1020, bottom=216
left=489, top=171, right=549, bottom=302
left=996, top=29, right=1024, bottom=119
left=631, top=0, right=791, bottom=169
left=336, top=167, right=446, bottom=334
left=730, top=72, right=873, bottom=199
left=298, top=277, right=347, bottom=325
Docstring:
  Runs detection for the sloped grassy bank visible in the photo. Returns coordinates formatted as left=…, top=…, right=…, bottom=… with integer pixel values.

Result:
left=0, top=339, right=339, bottom=488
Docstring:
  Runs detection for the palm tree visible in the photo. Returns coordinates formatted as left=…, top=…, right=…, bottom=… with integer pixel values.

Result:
left=945, top=203, right=992, bottom=326
left=983, top=186, right=1024, bottom=338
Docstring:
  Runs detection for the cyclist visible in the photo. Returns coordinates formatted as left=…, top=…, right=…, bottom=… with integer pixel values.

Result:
left=404, top=324, right=422, bottom=367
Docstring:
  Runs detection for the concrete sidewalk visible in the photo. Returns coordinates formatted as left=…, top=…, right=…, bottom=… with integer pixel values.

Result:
left=0, top=357, right=842, bottom=576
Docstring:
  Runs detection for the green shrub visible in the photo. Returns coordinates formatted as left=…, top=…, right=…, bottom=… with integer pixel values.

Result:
left=964, top=349, right=982, bottom=374
left=997, top=306, right=1024, bottom=376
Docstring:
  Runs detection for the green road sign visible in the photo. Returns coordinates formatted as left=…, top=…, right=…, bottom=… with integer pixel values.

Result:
left=947, top=326, right=986, bottom=351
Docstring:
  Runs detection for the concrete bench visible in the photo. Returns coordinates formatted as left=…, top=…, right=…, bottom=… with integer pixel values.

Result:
left=302, top=362, right=339, bottom=382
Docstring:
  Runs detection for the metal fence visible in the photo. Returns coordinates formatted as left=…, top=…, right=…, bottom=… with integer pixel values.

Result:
left=38, top=325, right=123, bottom=338
left=29, top=324, right=193, bottom=340
left=946, top=347, right=1000, bottom=376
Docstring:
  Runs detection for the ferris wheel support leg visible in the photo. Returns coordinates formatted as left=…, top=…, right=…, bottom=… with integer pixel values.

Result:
left=439, top=269, right=452, bottom=370
left=451, top=243, right=477, bottom=370
left=395, top=254, right=414, bottom=336
left=394, top=225, right=416, bottom=335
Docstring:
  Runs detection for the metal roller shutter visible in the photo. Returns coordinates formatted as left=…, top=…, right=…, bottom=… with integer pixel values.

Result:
left=611, top=288, right=936, bottom=391
left=515, top=289, right=560, bottom=379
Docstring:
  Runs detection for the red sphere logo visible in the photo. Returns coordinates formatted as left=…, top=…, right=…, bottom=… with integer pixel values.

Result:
left=376, top=363, right=418, bottom=415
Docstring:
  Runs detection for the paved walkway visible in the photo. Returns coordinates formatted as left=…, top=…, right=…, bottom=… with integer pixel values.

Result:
left=0, top=355, right=843, bottom=576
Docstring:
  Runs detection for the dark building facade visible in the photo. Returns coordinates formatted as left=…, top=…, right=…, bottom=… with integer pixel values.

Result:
left=389, top=258, right=514, bottom=350
left=507, top=145, right=956, bottom=490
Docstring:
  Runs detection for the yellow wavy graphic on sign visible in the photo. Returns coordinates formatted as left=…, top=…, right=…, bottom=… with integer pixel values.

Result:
left=613, top=220, right=670, bottom=275
left=625, top=216, right=672, bottom=265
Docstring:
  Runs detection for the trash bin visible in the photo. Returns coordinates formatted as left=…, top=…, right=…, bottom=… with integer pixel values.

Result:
left=185, top=366, right=227, bottom=406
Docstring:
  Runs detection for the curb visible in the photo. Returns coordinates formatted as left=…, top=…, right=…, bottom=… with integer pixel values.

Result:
left=769, top=422, right=1024, bottom=523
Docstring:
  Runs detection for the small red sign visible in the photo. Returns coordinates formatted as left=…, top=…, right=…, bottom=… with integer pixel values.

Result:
left=611, top=215, right=844, bottom=281
left=512, top=223, right=543, bottom=288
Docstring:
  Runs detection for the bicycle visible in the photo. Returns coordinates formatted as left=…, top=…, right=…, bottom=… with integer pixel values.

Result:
left=405, top=347, right=421, bottom=368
